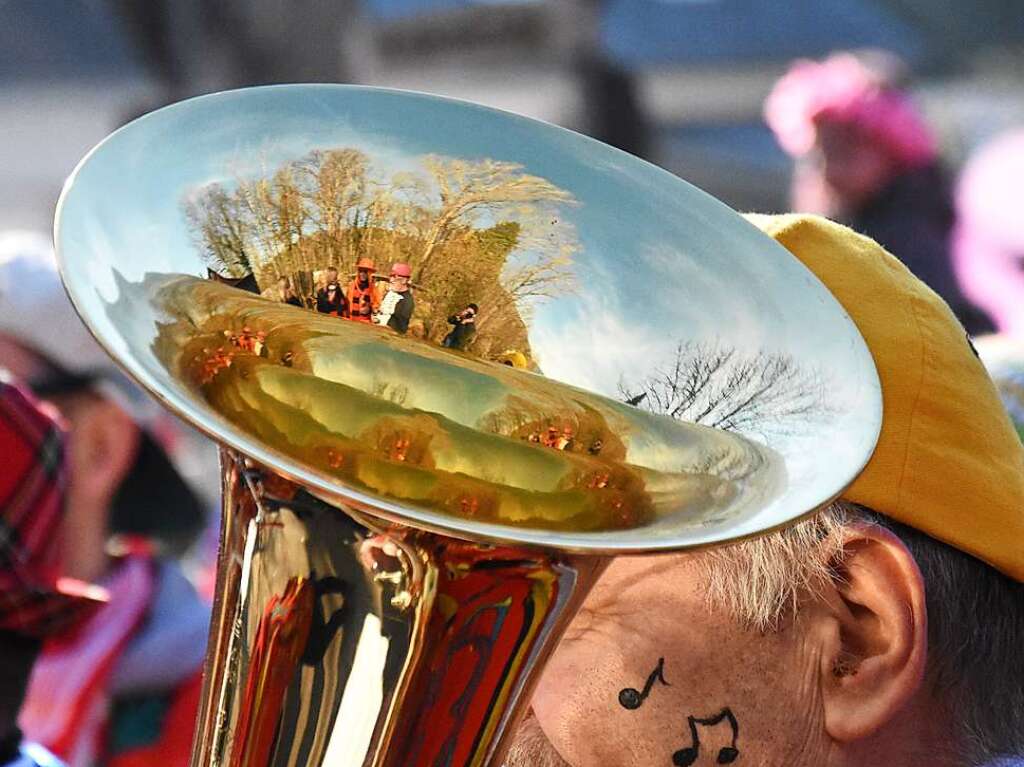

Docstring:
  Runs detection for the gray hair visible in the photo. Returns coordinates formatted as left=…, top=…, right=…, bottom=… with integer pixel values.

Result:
left=702, top=500, right=1024, bottom=765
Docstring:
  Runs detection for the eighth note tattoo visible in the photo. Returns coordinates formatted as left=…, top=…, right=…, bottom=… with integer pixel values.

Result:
left=618, top=657, right=670, bottom=710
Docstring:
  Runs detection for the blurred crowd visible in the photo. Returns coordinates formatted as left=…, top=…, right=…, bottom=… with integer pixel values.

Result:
left=0, top=233, right=209, bottom=767
left=1, top=44, right=1023, bottom=767
left=764, top=52, right=1021, bottom=339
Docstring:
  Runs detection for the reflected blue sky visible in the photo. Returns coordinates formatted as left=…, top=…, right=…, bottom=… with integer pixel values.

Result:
left=61, top=85, right=851, bottom=395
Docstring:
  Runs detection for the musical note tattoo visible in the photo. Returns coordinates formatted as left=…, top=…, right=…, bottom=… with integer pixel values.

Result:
left=672, top=707, right=739, bottom=766
left=618, top=657, right=670, bottom=710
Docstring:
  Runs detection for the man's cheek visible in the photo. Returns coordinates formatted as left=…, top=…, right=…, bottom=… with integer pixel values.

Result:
left=531, top=642, right=619, bottom=763
left=531, top=646, right=684, bottom=765
left=532, top=641, right=604, bottom=723
left=530, top=620, right=755, bottom=764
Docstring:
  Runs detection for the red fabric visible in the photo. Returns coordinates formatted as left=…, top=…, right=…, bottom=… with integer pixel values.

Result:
left=106, top=672, right=204, bottom=767
left=0, top=379, right=104, bottom=637
left=20, top=556, right=156, bottom=767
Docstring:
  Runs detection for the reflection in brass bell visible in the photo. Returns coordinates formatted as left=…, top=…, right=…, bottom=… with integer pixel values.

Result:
left=55, top=86, right=880, bottom=766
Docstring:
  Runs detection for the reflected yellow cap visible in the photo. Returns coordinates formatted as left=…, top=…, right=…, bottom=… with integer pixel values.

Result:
left=747, top=213, right=1024, bottom=582
left=497, top=350, right=529, bottom=369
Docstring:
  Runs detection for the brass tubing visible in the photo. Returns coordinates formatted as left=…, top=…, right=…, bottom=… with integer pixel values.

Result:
left=190, top=449, right=604, bottom=767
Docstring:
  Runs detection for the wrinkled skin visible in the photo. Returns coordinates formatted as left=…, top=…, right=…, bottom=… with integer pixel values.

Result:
left=504, top=529, right=948, bottom=767
left=505, top=554, right=829, bottom=766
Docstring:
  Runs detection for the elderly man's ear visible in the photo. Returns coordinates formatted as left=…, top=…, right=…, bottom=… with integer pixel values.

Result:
left=808, top=522, right=929, bottom=743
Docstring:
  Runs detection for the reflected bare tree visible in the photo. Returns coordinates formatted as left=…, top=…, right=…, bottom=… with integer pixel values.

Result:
left=183, top=183, right=252, bottom=278
left=619, top=340, right=832, bottom=439
left=416, top=156, right=577, bottom=283
left=181, top=148, right=579, bottom=358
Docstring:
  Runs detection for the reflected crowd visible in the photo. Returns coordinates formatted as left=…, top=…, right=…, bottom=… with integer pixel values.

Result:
left=254, top=258, right=486, bottom=355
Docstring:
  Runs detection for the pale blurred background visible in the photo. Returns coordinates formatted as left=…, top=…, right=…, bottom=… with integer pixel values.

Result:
left=5, top=7, right=1024, bottom=763
left=4, top=0, right=1024, bottom=234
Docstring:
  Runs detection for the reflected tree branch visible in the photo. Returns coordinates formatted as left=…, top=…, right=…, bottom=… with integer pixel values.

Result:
left=619, top=340, right=833, bottom=439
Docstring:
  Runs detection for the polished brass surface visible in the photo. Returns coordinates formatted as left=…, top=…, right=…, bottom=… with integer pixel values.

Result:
left=53, top=85, right=883, bottom=767
left=195, top=449, right=601, bottom=767
left=149, top=275, right=778, bottom=540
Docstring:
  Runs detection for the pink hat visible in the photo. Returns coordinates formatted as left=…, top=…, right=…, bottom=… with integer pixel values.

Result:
left=765, top=53, right=936, bottom=169
left=390, top=263, right=412, bottom=278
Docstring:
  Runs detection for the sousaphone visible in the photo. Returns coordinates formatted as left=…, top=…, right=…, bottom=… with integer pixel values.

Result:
left=54, top=85, right=881, bottom=767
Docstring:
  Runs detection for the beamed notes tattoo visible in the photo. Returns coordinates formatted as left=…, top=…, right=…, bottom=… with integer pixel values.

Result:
left=672, top=707, right=739, bottom=766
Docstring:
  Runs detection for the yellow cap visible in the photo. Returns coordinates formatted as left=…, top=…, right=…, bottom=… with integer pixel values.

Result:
left=497, top=350, right=529, bottom=369
left=746, top=213, right=1024, bottom=582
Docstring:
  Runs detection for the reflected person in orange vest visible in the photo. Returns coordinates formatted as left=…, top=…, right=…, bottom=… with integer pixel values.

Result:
left=346, top=258, right=380, bottom=323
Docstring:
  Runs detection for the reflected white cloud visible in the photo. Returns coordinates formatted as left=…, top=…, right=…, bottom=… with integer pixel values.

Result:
left=531, top=292, right=666, bottom=397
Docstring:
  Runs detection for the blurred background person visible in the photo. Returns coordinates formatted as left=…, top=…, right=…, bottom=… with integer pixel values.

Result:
left=0, top=376, right=109, bottom=767
left=959, top=129, right=1024, bottom=451
left=764, top=52, right=991, bottom=334
left=0, top=233, right=210, bottom=767
left=953, top=129, right=1024, bottom=339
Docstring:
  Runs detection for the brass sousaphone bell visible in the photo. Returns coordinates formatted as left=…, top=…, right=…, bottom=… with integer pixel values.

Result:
left=54, top=85, right=881, bottom=767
